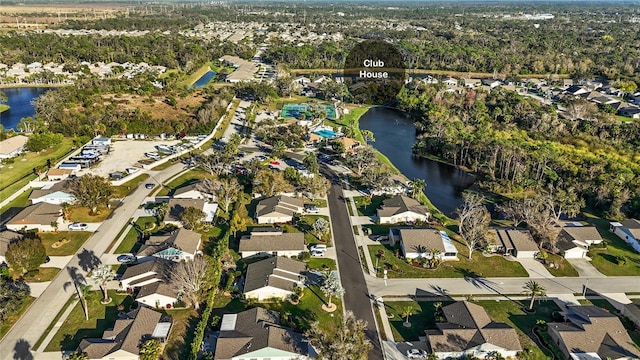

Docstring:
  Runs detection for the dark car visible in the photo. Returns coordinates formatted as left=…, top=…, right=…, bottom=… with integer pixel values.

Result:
left=145, top=183, right=155, bottom=189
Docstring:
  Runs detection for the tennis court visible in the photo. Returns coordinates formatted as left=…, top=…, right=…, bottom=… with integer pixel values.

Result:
left=281, top=104, right=337, bottom=120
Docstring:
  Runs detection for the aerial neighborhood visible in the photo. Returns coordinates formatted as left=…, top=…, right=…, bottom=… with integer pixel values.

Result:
left=0, top=2, right=639, bottom=360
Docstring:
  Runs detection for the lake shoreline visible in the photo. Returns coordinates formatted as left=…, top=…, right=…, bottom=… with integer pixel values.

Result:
left=0, top=84, right=66, bottom=90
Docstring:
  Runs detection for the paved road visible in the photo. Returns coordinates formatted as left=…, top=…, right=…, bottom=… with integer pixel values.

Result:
left=0, top=164, right=188, bottom=360
left=327, top=181, right=383, bottom=360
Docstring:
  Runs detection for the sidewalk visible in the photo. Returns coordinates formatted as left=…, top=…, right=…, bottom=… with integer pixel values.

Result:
left=35, top=299, right=79, bottom=353
left=346, top=195, right=376, bottom=276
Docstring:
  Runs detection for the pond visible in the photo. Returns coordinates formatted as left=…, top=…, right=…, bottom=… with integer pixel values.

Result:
left=0, top=87, right=49, bottom=130
left=359, top=107, right=475, bottom=216
left=191, top=70, right=217, bottom=89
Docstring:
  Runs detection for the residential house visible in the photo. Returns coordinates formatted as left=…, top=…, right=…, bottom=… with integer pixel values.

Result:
left=255, top=195, right=304, bottom=224
left=486, top=228, right=539, bottom=259
left=622, top=302, right=640, bottom=329
left=29, top=181, right=76, bottom=205
left=136, top=228, right=202, bottom=262
left=377, top=195, right=430, bottom=224
left=78, top=307, right=172, bottom=360
left=243, top=256, right=306, bottom=301
left=481, top=78, right=502, bottom=88
left=609, top=219, right=640, bottom=253
left=565, top=85, right=589, bottom=96
left=389, top=228, right=458, bottom=260
left=425, top=301, right=522, bottom=359
left=0, top=230, right=23, bottom=264
left=292, top=76, right=311, bottom=86
left=172, top=181, right=213, bottom=200
left=213, top=307, right=313, bottom=359
left=462, top=78, right=482, bottom=88
left=556, top=226, right=603, bottom=259
left=547, top=305, right=640, bottom=360
left=46, top=168, right=74, bottom=181
left=0, top=135, right=28, bottom=159
left=618, top=106, right=640, bottom=119
left=442, top=77, right=458, bottom=87
left=334, top=136, right=360, bottom=153
left=6, top=202, right=63, bottom=232
left=164, top=198, right=218, bottom=226
left=120, top=259, right=179, bottom=308
left=238, top=227, right=306, bottom=258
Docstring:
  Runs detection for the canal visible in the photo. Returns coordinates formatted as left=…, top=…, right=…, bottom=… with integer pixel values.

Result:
left=359, top=106, right=475, bottom=216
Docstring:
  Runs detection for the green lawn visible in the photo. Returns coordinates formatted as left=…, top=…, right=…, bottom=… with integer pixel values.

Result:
left=0, top=137, right=75, bottom=203
left=67, top=205, right=112, bottom=223
left=213, top=285, right=343, bottom=334
left=296, top=214, right=332, bottom=246
left=543, top=252, right=579, bottom=277
left=353, top=196, right=386, bottom=216
left=39, top=231, right=91, bottom=256
left=45, top=290, right=134, bottom=352
left=586, top=217, right=640, bottom=276
left=12, top=267, right=60, bottom=282
left=162, top=308, right=200, bottom=360
left=368, top=244, right=529, bottom=279
left=0, top=296, right=35, bottom=338
left=384, top=300, right=455, bottom=342
left=156, top=170, right=211, bottom=196
left=113, top=216, right=157, bottom=254
left=0, top=190, right=32, bottom=226
left=112, top=173, right=150, bottom=198
left=307, top=258, right=337, bottom=271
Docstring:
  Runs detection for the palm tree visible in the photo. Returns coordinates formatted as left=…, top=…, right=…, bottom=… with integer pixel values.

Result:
left=61, top=202, right=72, bottom=221
left=409, top=178, right=426, bottom=200
left=272, top=140, right=287, bottom=158
left=78, top=284, right=92, bottom=321
left=67, top=351, right=89, bottom=360
left=91, top=264, right=115, bottom=304
left=401, top=306, right=414, bottom=327
left=155, top=202, right=168, bottom=225
left=320, top=271, right=344, bottom=309
left=522, top=280, right=546, bottom=311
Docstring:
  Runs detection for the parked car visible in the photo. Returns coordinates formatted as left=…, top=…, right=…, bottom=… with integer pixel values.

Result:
left=371, top=234, right=389, bottom=241
left=269, top=160, right=281, bottom=166
left=68, top=222, right=88, bottom=231
left=256, top=155, right=267, bottom=161
left=310, top=244, right=327, bottom=252
left=310, top=250, right=325, bottom=257
left=304, top=204, right=319, bottom=214
left=406, top=349, right=427, bottom=359
left=117, top=254, right=137, bottom=264
left=144, top=183, right=155, bottom=189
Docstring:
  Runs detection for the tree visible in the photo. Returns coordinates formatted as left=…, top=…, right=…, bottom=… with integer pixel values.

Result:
left=361, top=130, right=375, bottom=143
left=6, top=237, right=46, bottom=275
left=401, top=306, right=414, bottom=326
left=360, top=166, right=394, bottom=197
left=67, top=351, right=89, bottom=360
left=345, top=146, right=378, bottom=175
left=409, top=178, right=426, bottom=200
left=214, top=177, right=241, bottom=213
left=303, top=152, right=319, bottom=175
left=69, top=174, right=114, bottom=215
left=456, top=192, right=490, bottom=260
left=0, top=277, right=30, bottom=322
left=320, top=271, right=344, bottom=309
left=544, top=184, right=585, bottom=221
left=0, top=90, right=6, bottom=103
left=312, top=217, right=330, bottom=240
left=139, top=339, right=162, bottom=360
left=305, top=311, right=372, bottom=360
left=299, top=176, right=330, bottom=198
left=168, top=257, right=210, bottom=310
left=90, top=264, right=115, bottom=304
left=331, top=139, right=346, bottom=154
left=51, top=221, right=59, bottom=232
left=496, top=199, right=530, bottom=228
left=154, top=202, right=168, bottom=224
left=180, top=207, right=206, bottom=231
left=196, top=152, right=231, bottom=176
left=522, top=280, right=546, bottom=311
left=253, top=169, right=293, bottom=196
left=272, top=140, right=287, bottom=158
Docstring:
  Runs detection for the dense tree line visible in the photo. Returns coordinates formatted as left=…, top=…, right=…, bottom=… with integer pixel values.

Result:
left=398, top=83, right=640, bottom=218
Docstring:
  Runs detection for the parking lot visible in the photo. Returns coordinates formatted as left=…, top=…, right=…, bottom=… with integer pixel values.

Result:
left=76, top=138, right=182, bottom=177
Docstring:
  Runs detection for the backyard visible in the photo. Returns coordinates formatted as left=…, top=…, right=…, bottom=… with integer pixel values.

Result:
left=368, top=244, right=529, bottom=279
left=383, top=299, right=560, bottom=360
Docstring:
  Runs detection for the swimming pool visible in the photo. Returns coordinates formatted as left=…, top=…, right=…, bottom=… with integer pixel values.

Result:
left=314, top=129, right=338, bottom=138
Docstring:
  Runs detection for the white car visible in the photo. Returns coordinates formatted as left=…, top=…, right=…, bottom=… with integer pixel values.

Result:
left=68, top=222, right=88, bottom=231
left=310, top=250, right=325, bottom=257
left=406, top=349, right=427, bottom=359
left=310, top=244, right=327, bottom=252
left=304, top=205, right=319, bottom=214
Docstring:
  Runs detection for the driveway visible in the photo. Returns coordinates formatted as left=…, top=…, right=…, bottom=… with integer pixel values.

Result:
left=40, top=256, right=73, bottom=269
left=567, top=258, right=606, bottom=278
left=518, top=258, right=555, bottom=278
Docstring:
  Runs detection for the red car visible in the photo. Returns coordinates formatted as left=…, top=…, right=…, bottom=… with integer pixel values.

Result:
left=269, top=160, right=280, bottom=166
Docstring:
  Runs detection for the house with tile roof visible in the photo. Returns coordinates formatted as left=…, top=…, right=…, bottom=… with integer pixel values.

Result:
left=243, top=256, right=306, bottom=301
left=6, top=202, right=63, bottom=232
left=255, top=195, right=304, bottom=224
left=238, top=228, right=306, bottom=259
left=389, top=228, right=458, bottom=261
left=0, top=230, right=23, bottom=264
left=213, top=307, right=313, bottom=359
left=556, top=226, right=603, bottom=259
left=425, top=301, right=522, bottom=359
left=377, top=195, right=430, bottom=224
left=78, top=307, right=172, bottom=359
left=486, top=228, right=539, bottom=259
left=136, top=228, right=202, bottom=262
left=547, top=305, right=640, bottom=360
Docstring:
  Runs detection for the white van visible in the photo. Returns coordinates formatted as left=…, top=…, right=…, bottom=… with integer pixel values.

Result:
left=310, top=244, right=327, bottom=252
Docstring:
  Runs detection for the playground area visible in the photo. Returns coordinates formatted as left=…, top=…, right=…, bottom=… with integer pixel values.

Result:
left=281, top=103, right=337, bottom=120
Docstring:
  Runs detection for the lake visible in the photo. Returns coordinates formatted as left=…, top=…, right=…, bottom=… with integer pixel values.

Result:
left=359, top=107, right=475, bottom=216
left=191, top=70, right=217, bottom=89
left=0, top=87, right=49, bottom=130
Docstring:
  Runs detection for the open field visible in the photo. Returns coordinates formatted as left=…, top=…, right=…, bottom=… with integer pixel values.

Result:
left=105, top=92, right=205, bottom=122
left=0, top=4, right=128, bottom=29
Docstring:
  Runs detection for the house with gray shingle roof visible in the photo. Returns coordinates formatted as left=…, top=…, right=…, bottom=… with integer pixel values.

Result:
left=255, top=195, right=304, bottom=224
left=377, top=195, right=430, bottom=224
left=425, top=301, right=522, bottom=359
left=243, top=256, right=306, bottom=301
left=213, top=307, right=313, bottom=359
left=556, top=226, right=603, bottom=259
left=0, top=230, right=23, bottom=264
left=136, top=228, right=202, bottom=262
left=486, top=228, right=539, bottom=259
left=120, top=259, right=180, bottom=309
left=78, top=306, right=172, bottom=359
left=609, top=219, right=640, bottom=254
left=6, top=202, right=63, bottom=232
left=548, top=305, right=640, bottom=360
left=238, top=228, right=306, bottom=259
left=29, top=180, right=76, bottom=205
left=390, top=228, right=458, bottom=261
